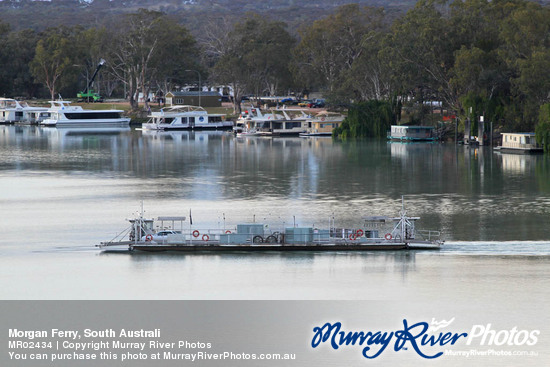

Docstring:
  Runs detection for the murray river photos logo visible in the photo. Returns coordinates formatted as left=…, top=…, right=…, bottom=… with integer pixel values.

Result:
left=310, top=318, right=540, bottom=359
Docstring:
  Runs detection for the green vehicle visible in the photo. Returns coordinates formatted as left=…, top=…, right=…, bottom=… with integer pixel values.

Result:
left=77, top=59, right=105, bottom=103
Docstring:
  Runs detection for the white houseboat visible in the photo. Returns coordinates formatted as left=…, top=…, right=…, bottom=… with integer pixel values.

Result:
left=236, top=107, right=310, bottom=137
left=40, top=101, right=130, bottom=127
left=495, top=132, right=542, bottom=154
left=388, top=125, right=437, bottom=141
left=142, top=105, right=233, bottom=131
left=0, top=98, right=48, bottom=124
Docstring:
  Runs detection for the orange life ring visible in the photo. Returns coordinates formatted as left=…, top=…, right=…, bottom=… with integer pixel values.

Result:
left=356, top=229, right=364, bottom=237
left=145, top=234, right=153, bottom=241
left=202, top=234, right=210, bottom=241
left=225, top=230, right=232, bottom=234
left=385, top=233, right=392, bottom=240
left=192, top=230, right=200, bottom=238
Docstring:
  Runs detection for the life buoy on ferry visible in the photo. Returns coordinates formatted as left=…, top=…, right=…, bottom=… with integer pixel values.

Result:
left=192, top=230, right=200, bottom=238
left=202, top=234, right=210, bottom=241
left=225, top=230, right=232, bottom=234
left=356, top=229, right=364, bottom=237
left=385, top=233, right=393, bottom=240
left=349, top=233, right=357, bottom=241
left=145, top=234, right=153, bottom=241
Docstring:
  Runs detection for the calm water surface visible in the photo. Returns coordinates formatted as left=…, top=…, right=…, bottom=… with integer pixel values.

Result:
left=1, top=125, right=550, bottom=302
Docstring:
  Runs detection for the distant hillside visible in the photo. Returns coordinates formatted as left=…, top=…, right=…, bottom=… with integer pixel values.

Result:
left=0, top=0, right=416, bottom=35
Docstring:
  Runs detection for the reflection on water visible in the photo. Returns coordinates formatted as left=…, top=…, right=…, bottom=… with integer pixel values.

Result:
left=1, top=125, right=550, bottom=242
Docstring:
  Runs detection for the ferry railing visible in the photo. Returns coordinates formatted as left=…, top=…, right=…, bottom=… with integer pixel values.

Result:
left=416, top=230, right=441, bottom=241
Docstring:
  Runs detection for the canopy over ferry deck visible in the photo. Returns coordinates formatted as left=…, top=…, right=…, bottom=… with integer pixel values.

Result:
left=99, top=202, right=443, bottom=252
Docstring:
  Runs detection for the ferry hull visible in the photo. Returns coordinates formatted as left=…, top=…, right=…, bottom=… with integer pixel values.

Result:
left=101, top=242, right=411, bottom=252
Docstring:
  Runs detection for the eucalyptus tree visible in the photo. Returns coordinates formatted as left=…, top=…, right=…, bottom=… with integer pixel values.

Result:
left=293, top=4, right=387, bottom=101
left=4, top=29, right=40, bottom=98
left=499, top=1, right=550, bottom=129
left=386, top=0, right=457, bottom=118
left=0, top=21, right=12, bottom=96
left=72, top=27, right=115, bottom=99
left=30, top=26, right=82, bottom=101
left=107, top=9, right=200, bottom=111
left=211, top=14, right=296, bottom=113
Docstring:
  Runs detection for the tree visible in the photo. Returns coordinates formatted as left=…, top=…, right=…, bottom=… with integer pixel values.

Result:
left=107, top=9, right=199, bottom=111
left=293, top=4, right=386, bottom=100
left=333, top=100, right=394, bottom=139
left=387, top=0, right=457, bottom=113
left=536, top=104, right=550, bottom=152
left=0, top=20, right=12, bottom=96
left=30, top=27, right=78, bottom=100
left=212, top=14, right=296, bottom=113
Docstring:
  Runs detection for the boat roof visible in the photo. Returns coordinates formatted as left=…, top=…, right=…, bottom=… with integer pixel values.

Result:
left=157, top=216, right=187, bottom=221
left=501, top=132, right=535, bottom=136
left=149, top=105, right=225, bottom=117
left=362, top=215, right=420, bottom=221
left=391, top=125, right=434, bottom=129
left=48, top=100, right=123, bottom=113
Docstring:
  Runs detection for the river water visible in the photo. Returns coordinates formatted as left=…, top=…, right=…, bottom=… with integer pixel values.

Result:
left=1, top=125, right=550, bottom=364
left=1, top=125, right=550, bottom=297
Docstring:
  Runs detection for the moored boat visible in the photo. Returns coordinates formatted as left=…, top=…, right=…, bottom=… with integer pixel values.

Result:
left=40, top=100, right=130, bottom=127
left=98, top=201, right=443, bottom=252
left=235, top=107, right=310, bottom=137
left=387, top=125, right=437, bottom=141
left=0, top=98, right=48, bottom=124
left=494, top=132, right=543, bottom=154
left=142, top=105, right=233, bottom=131
left=299, top=111, right=345, bottom=137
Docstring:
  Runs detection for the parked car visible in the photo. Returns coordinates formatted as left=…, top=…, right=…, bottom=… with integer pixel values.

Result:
left=142, top=230, right=182, bottom=242
left=308, top=99, right=326, bottom=108
left=298, top=99, right=312, bottom=107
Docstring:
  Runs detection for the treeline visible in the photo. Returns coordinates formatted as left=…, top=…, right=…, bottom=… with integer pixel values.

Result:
left=1, top=0, right=550, bottom=135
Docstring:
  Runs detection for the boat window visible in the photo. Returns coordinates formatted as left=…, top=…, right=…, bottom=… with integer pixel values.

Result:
left=64, top=112, right=122, bottom=120
left=210, top=116, right=222, bottom=123
left=189, top=117, right=195, bottom=123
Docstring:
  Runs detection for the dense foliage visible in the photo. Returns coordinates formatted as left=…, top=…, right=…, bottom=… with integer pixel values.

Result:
left=0, top=0, right=549, bottom=134
left=333, top=100, right=394, bottom=139
left=536, top=104, right=550, bottom=152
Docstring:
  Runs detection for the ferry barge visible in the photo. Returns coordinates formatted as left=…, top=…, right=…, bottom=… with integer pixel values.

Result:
left=98, top=204, right=443, bottom=252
